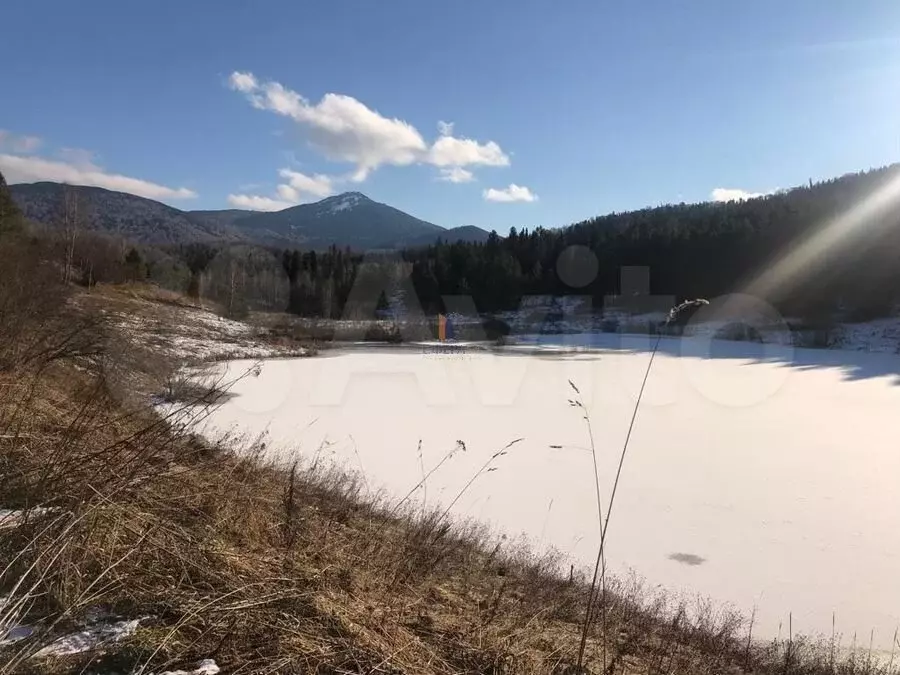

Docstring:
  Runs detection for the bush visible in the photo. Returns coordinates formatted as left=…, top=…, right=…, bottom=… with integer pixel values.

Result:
left=0, top=238, right=106, bottom=371
left=794, top=328, right=835, bottom=349
left=788, top=317, right=837, bottom=349
left=714, top=322, right=763, bottom=343
left=600, top=317, right=620, bottom=333
left=482, top=317, right=511, bottom=341
left=363, top=322, right=403, bottom=343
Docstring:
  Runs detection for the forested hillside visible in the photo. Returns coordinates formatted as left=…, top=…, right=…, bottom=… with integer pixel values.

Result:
left=7, top=165, right=900, bottom=323
left=258, top=165, right=900, bottom=320
left=400, top=166, right=900, bottom=318
left=9, top=183, right=454, bottom=250
left=9, top=182, right=246, bottom=243
left=234, top=192, right=445, bottom=249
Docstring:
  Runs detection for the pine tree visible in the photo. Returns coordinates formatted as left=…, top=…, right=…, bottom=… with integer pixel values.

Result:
left=125, top=247, right=145, bottom=282
left=0, top=171, right=23, bottom=236
left=183, top=243, right=217, bottom=302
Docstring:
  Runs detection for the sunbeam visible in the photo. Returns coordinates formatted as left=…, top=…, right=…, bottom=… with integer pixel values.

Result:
left=743, top=170, right=900, bottom=302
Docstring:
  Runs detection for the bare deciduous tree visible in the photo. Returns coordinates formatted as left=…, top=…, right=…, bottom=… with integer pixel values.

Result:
left=61, top=187, right=82, bottom=284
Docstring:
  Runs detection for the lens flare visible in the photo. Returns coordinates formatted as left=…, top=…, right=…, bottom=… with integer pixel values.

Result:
left=743, top=172, right=900, bottom=301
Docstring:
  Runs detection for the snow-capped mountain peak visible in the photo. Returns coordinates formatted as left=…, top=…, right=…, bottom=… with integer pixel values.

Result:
left=319, top=192, right=368, bottom=215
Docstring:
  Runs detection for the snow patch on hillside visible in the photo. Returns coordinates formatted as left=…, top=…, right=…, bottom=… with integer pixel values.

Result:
left=330, top=198, right=354, bottom=213
left=325, top=192, right=363, bottom=215
left=112, top=306, right=306, bottom=362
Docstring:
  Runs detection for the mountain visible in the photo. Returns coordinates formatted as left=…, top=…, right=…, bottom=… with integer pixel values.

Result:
left=396, top=225, right=492, bottom=248
left=9, top=182, right=245, bottom=244
left=9, top=183, right=448, bottom=249
left=185, top=209, right=257, bottom=231
left=233, top=192, right=444, bottom=249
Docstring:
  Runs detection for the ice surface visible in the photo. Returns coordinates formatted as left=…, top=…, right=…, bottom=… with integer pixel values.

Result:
left=192, top=334, right=900, bottom=648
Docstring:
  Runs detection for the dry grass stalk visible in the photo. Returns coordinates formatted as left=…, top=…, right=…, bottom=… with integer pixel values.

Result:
left=1, top=236, right=898, bottom=674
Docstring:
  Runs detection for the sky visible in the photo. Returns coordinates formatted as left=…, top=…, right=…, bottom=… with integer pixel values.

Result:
left=3, top=1, right=900, bottom=233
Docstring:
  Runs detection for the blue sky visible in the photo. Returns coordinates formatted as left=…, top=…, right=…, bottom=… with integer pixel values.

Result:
left=3, top=1, right=900, bottom=233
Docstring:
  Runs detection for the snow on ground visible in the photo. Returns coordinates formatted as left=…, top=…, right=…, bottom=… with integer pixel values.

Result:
left=31, top=617, right=143, bottom=658
left=192, top=334, right=900, bottom=649
left=3, top=582, right=147, bottom=660
left=112, top=306, right=305, bottom=362
left=0, top=507, right=59, bottom=531
left=156, top=659, right=220, bottom=675
left=452, top=293, right=900, bottom=354
left=330, top=196, right=356, bottom=213
left=0, top=594, right=34, bottom=646
left=0, top=597, right=144, bottom=658
left=833, top=318, right=900, bottom=353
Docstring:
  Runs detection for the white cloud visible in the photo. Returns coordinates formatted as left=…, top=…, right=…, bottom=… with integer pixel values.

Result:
left=483, top=183, right=538, bottom=203
left=230, top=72, right=426, bottom=178
left=427, top=135, right=509, bottom=168
left=0, top=153, right=196, bottom=201
left=275, top=184, right=298, bottom=201
left=348, top=166, right=370, bottom=183
left=438, top=167, right=475, bottom=183
left=278, top=169, right=334, bottom=199
left=230, top=168, right=336, bottom=212
left=227, top=193, right=295, bottom=211
left=710, top=187, right=770, bottom=202
left=229, top=71, right=511, bottom=182
left=0, top=130, right=43, bottom=154
left=229, top=71, right=258, bottom=93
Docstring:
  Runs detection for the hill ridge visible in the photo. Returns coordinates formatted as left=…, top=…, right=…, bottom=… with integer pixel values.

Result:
left=8, top=182, right=486, bottom=249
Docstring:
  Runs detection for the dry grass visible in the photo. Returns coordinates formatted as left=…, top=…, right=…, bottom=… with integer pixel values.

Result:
left=0, top=236, right=898, bottom=674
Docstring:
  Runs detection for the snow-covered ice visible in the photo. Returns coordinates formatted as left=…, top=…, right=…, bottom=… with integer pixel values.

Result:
left=191, top=334, right=900, bottom=648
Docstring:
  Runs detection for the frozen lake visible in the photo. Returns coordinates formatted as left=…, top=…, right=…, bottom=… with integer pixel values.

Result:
left=197, top=334, right=900, bottom=649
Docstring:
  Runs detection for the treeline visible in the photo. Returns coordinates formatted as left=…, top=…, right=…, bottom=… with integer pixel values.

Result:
left=0, top=172, right=190, bottom=290
left=269, top=165, right=900, bottom=321
left=4, top=165, right=900, bottom=323
left=404, top=166, right=900, bottom=320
